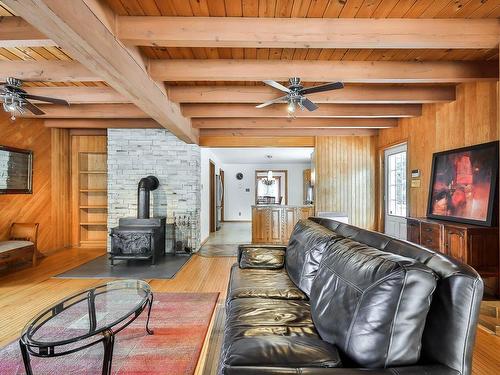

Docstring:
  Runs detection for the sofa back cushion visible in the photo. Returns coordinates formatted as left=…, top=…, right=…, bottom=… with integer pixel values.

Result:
left=286, top=220, right=343, bottom=296
left=309, top=238, right=437, bottom=368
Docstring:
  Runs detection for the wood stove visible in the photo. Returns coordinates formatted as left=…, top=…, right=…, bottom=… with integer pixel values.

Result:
left=110, top=176, right=166, bottom=265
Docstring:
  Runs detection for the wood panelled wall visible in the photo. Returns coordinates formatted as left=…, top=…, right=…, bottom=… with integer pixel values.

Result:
left=0, top=113, right=71, bottom=253
left=378, top=82, right=498, bottom=224
left=315, top=136, right=377, bottom=230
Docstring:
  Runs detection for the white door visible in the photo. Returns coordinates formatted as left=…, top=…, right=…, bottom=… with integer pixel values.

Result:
left=384, top=144, right=408, bottom=240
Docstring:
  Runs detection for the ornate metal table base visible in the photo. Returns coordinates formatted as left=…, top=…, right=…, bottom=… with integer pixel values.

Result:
left=19, top=281, right=154, bottom=375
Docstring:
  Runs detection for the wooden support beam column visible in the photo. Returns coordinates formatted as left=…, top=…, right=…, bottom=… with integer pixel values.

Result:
left=192, top=118, right=397, bottom=129
left=199, top=136, right=316, bottom=147
left=27, top=87, right=128, bottom=103
left=150, top=60, right=498, bottom=83
left=117, top=17, right=500, bottom=49
left=0, top=61, right=98, bottom=82
left=200, top=128, right=378, bottom=136
left=21, top=104, right=147, bottom=118
left=168, top=85, right=456, bottom=104
left=3, top=0, right=196, bottom=143
left=182, top=104, right=422, bottom=118
left=0, top=16, right=55, bottom=47
left=44, top=119, right=160, bottom=128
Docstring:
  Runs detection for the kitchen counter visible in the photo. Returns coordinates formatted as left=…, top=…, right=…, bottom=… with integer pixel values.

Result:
left=252, top=205, right=315, bottom=244
left=252, top=204, right=314, bottom=208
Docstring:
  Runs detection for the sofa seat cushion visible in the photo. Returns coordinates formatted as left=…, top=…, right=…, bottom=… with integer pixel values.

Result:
left=240, top=247, right=285, bottom=269
left=228, top=264, right=307, bottom=301
left=286, top=220, right=344, bottom=296
left=0, top=240, right=33, bottom=253
left=227, top=298, right=313, bottom=327
left=225, top=325, right=319, bottom=340
left=221, top=336, right=342, bottom=370
left=310, top=238, right=437, bottom=368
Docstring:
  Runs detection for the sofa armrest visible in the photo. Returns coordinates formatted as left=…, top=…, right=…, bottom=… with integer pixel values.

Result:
left=237, top=244, right=287, bottom=269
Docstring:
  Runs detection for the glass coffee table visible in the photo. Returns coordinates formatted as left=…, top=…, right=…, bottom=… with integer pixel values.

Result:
left=19, top=279, right=154, bottom=375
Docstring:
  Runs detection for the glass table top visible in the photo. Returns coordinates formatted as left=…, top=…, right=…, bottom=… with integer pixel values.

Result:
left=21, top=280, right=151, bottom=346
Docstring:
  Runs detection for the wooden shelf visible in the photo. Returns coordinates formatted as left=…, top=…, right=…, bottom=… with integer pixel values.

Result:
left=75, top=148, right=108, bottom=248
left=80, top=240, right=107, bottom=248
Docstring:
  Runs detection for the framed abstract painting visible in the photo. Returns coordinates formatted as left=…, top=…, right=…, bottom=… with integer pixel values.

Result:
left=427, top=141, right=498, bottom=226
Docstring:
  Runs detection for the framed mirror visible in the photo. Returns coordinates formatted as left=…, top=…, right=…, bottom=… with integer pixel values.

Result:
left=0, top=145, right=33, bottom=194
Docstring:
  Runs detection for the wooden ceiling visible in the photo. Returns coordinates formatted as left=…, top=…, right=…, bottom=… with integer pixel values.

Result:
left=1, top=0, right=499, bottom=145
left=104, top=0, right=500, bottom=18
left=108, top=0, right=500, bottom=86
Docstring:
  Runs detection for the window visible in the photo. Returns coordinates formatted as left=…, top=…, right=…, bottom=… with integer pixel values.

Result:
left=387, top=151, right=406, bottom=217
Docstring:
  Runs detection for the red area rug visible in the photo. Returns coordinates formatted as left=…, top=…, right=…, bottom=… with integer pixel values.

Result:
left=0, top=292, right=218, bottom=375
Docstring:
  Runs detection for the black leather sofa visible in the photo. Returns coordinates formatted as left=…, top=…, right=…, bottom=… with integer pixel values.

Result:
left=219, top=218, right=483, bottom=375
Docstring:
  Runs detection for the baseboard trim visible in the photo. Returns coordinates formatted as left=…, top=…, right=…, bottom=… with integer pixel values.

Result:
left=200, top=236, right=209, bottom=247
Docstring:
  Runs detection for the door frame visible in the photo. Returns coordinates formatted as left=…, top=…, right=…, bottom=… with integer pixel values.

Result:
left=220, top=168, right=225, bottom=222
left=383, top=142, right=409, bottom=237
left=209, top=160, right=216, bottom=233
left=255, top=169, right=288, bottom=204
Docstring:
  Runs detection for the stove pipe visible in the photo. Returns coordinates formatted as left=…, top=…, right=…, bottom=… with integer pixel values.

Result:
left=137, top=176, right=160, bottom=219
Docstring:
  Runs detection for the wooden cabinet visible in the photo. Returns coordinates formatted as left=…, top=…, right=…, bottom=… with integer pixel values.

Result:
left=252, top=205, right=314, bottom=245
left=444, top=226, right=466, bottom=262
left=406, top=217, right=499, bottom=296
left=420, top=221, right=442, bottom=253
left=251, top=207, right=268, bottom=244
left=407, top=218, right=421, bottom=244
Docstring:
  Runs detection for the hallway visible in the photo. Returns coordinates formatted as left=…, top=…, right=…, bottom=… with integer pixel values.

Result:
left=199, top=222, right=252, bottom=257
left=205, top=222, right=252, bottom=245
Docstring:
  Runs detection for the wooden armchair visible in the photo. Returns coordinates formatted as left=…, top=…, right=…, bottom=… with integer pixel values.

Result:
left=0, top=223, right=39, bottom=267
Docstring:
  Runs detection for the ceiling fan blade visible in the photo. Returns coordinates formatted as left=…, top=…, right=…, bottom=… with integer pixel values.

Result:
left=301, top=98, right=319, bottom=111
left=263, top=80, right=290, bottom=93
left=22, top=94, right=69, bottom=106
left=299, top=82, right=344, bottom=95
left=256, top=95, right=288, bottom=109
left=24, top=101, right=45, bottom=115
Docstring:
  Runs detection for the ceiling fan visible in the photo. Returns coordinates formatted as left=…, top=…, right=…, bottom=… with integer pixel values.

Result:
left=256, top=77, right=344, bottom=116
left=0, top=77, right=69, bottom=120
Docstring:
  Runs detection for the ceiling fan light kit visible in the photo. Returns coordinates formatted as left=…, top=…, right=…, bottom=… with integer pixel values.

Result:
left=0, top=77, right=70, bottom=121
left=256, top=77, right=344, bottom=116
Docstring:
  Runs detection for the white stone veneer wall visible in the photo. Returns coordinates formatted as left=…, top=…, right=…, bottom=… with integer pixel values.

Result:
left=107, top=129, right=201, bottom=252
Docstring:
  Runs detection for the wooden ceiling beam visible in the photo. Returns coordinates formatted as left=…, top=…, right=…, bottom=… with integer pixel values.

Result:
left=44, top=119, right=160, bottom=128
left=26, top=87, right=129, bottom=103
left=200, top=128, right=378, bottom=137
left=21, top=104, right=147, bottom=118
left=0, top=60, right=99, bottom=82
left=0, top=16, right=56, bottom=47
left=192, top=118, right=397, bottom=129
left=150, top=60, right=498, bottom=83
left=199, top=136, right=316, bottom=147
left=182, top=104, right=421, bottom=118
left=3, top=0, right=196, bottom=143
left=117, top=17, right=500, bottom=49
left=168, top=85, right=456, bottom=104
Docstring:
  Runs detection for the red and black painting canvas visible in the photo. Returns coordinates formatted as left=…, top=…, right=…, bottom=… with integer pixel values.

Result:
left=427, top=141, right=498, bottom=226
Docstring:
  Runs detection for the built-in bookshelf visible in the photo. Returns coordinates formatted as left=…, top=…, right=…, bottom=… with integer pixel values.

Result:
left=78, top=152, right=107, bottom=247
left=71, top=134, right=108, bottom=248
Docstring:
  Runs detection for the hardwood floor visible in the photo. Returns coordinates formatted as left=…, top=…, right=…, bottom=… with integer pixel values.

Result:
left=0, top=247, right=499, bottom=374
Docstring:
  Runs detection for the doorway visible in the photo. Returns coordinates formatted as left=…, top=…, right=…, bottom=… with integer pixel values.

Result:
left=384, top=143, right=408, bottom=240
